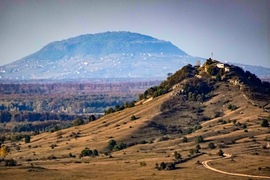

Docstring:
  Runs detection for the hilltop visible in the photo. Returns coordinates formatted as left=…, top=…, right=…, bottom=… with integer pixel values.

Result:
left=1, top=31, right=269, bottom=80
left=0, top=31, right=197, bottom=80
left=0, top=59, right=270, bottom=179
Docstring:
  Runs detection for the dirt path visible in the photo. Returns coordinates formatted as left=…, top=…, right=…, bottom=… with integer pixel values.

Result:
left=202, top=158, right=270, bottom=179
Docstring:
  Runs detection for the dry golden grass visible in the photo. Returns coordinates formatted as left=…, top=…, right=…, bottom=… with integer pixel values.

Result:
left=1, top=83, right=270, bottom=180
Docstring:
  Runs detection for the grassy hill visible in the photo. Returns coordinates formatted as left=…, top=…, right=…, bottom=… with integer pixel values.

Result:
left=1, top=59, right=270, bottom=179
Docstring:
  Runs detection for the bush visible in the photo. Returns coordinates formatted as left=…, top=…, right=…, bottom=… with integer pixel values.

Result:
left=156, top=162, right=176, bottom=171
left=68, top=153, right=76, bottom=158
left=113, top=143, right=127, bottom=151
left=4, top=159, right=17, bottom=166
left=93, top=149, right=99, bottom=156
left=89, top=115, right=96, bottom=122
left=73, top=118, right=84, bottom=126
left=217, top=149, right=224, bottom=156
left=228, top=104, right=238, bottom=111
left=47, top=154, right=57, bottom=160
left=195, top=136, right=204, bottom=143
left=182, top=136, right=188, bottom=143
left=80, top=148, right=93, bottom=157
left=107, top=139, right=117, bottom=151
left=24, top=135, right=31, bottom=143
left=140, top=161, right=147, bottom=167
left=107, top=139, right=127, bottom=151
left=50, top=144, right=57, bottom=149
left=130, top=115, right=137, bottom=121
left=208, top=142, right=216, bottom=149
left=160, top=162, right=166, bottom=170
left=174, top=151, right=182, bottom=160
left=196, top=144, right=201, bottom=150
left=189, top=148, right=199, bottom=156
left=261, top=119, right=269, bottom=127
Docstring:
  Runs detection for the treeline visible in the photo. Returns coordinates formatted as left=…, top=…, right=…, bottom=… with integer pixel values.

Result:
left=0, top=81, right=160, bottom=95
left=0, top=94, right=137, bottom=114
left=0, top=110, right=82, bottom=123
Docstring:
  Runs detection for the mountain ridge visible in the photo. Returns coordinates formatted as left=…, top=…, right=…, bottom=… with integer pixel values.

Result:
left=29, top=31, right=187, bottom=60
left=0, top=31, right=269, bottom=80
left=0, top=31, right=195, bottom=80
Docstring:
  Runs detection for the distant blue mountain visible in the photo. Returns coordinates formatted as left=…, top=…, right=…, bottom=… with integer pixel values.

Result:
left=30, top=31, right=187, bottom=61
left=0, top=31, right=268, bottom=80
left=231, top=63, right=270, bottom=79
left=0, top=31, right=197, bottom=80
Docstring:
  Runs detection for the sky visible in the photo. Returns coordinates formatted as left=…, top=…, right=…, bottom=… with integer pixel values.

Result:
left=0, top=0, right=269, bottom=67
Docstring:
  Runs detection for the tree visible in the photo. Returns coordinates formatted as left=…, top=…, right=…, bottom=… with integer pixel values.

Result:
left=105, top=107, right=114, bottom=115
left=189, top=148, right=199, bottom=156
left=182, top=136, right=188, bottom=143
left=196, top=144, right=201, bottom=150
left=195, top=136, right=204, bottom=143
left=25, top=135, right=31, bottom=143
left=113, top=143, right=127, bottom=151
left=130, top=115, right=137, bottom=121
left=93, top=149, right=99, bottom=156
left=261, top=119, right=269, bottom=127
left=174, top=151, right=182, bottom=160
left=107, top=139, right=117, bottom=151
left=89, top=115, right=96, bottom=122
left=0, top=145, right=7, bottom=158
left=217, top=149, right=224, bottom=156
left=228, top=104, right=238, bottom=111
left=81, top=147, right=92, bottom=157
left=73, top=118, right=84, bottom=126
left=160, top=162, right=166, bottom=170
left=208, top=142, right=216, bottom=149
left=4, top=159, right=17, bottom=166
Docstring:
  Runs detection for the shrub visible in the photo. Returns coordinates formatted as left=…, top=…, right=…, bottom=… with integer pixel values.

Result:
left=261, top=119, right=269, bottom=127
left=182, top=136, right=188, bottom=143
left=107, top=139, right=117, bottom=151
left=73, top=118, right=84, bottom=126
left=47, top=154, right=57, bottom=160
left=217, top=149, right=224, bottom=156
left=156, top=162, right=176, bottom=170
left=196, top=144, right=201, bottom=150
left=4, top=159, right=17, bottom=166
left=189, top=148, right=199, bottom=156
left=228, top=104, right=238, bottom=111
left=89, top=115, right=96, bottom=122
left=130, top=115, right=137, bottom=121
left=195, top=136, right=204, bottom=143
left=93, top=149, right=99, bottom=156
left=208, top=142, right=216, bottom=149
left=24, top=135, right=31, bottom=143
left=174, top=151, right=182, bottom=160
left=160, top=162, right=166, bottom=170
left=68, top=153, right=76, bottom=158
left=80, top=147, right=93, bottom=157
left=50, top=144, right=57, bottom=149
left=140, top=161, right=147, bottom=167
left=113, top=143, right=127, bottom=151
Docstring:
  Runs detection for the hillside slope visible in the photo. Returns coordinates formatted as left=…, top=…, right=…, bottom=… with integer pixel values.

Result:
left=1, top=59, right=270, bottom=179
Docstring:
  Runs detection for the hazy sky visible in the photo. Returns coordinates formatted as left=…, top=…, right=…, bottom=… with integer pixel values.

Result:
left=0, top=0, right=269, bottom=67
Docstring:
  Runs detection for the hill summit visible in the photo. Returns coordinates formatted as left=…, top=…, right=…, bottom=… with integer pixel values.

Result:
left=0, top=31, right=197, bottom=80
